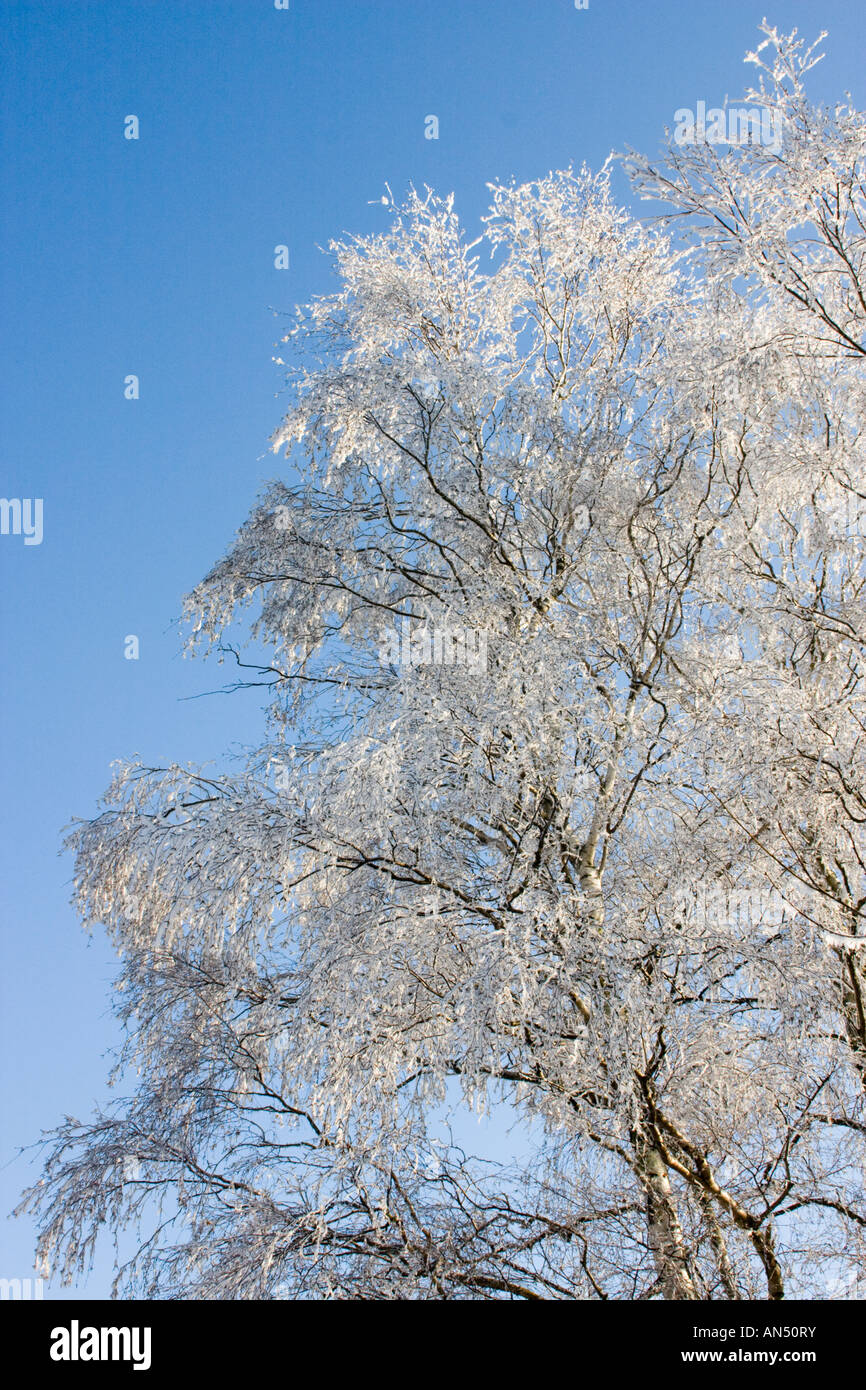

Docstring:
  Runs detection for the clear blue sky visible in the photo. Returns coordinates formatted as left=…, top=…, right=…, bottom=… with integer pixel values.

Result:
left=2, top=0, right=864, bottom=1299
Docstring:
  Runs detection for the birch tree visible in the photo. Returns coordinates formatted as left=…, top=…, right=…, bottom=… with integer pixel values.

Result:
left=21, top=25, right=866, bottom=1299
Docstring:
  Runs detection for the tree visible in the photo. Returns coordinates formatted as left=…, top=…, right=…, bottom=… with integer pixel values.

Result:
left=22, top=25, right=866, bottom=1299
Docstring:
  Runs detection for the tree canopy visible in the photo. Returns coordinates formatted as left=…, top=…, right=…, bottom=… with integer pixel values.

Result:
left=22, top=24, right=866, bottom=1300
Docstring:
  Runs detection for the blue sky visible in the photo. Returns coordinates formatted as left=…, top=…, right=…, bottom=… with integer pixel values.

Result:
left=2, top=0, right=864, bottom=1299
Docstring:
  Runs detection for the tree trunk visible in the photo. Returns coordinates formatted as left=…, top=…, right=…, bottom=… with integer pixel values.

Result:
left=633, top=1134, right=699, bottom=1299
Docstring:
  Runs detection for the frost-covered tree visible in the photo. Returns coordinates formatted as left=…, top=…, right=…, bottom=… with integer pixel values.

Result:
left=629, top=20, right=866, bottom=1099
left=22, top=25, right=866, bottom=1300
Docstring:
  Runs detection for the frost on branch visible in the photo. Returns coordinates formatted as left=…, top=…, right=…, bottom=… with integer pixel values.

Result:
left=21, top=38, right=866, bottom=1297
